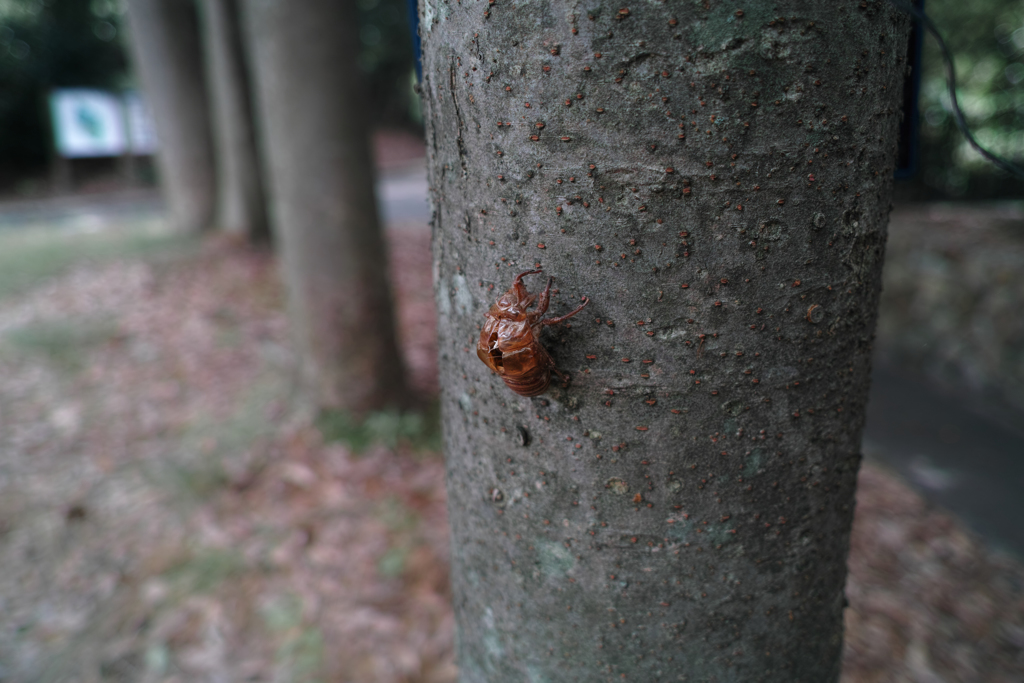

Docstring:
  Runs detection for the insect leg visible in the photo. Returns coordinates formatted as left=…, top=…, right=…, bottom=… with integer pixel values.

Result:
left=539, top=296, right=589, bottom=325
left=513, top=268, right=542, bottom=286
left=536, top=343, right=569, bottom=384
left=534, top=276, right=554, bottom=315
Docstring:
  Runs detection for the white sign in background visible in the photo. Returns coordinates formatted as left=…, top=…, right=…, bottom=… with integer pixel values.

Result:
left=123, top=90, right=158, bottom=155
left=49, top=88, right=158, bottom=158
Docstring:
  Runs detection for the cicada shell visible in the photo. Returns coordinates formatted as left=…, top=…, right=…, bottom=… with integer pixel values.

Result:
left=477, top=269, right=589, bottom=396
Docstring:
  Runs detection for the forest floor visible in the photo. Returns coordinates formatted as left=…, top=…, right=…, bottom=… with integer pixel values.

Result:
left=0, top=178, right=1022, bottom=680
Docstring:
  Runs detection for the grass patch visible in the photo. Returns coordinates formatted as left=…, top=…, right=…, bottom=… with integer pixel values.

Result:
left=315, top=403, right=442, bottom=452
left=261, top=594, right=325, bottom=683
left=0, top=222, right=195, bottom=301
left=377, top=547, right=410, bottom=578
left=376, top=495, right=421, bottom=534
left=146, top=373, right=291, bottom=503
left=3, top=316, right=121, bottom=371
left=375, top=496, right=422, bottom=579
left=154, top=458, right=231, bottom=502
left=161, top=548, right=247, bottom=595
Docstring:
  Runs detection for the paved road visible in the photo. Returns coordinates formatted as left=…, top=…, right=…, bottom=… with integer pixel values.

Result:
left=0, top=163, right=432, bottom=232
left=0, top=188, right=165, bottom=232
left=864, top=362, right=1024, bottom=559
left=377, top=163, right=431, bottom=225
left=2, top=179, right=1021, bottom=558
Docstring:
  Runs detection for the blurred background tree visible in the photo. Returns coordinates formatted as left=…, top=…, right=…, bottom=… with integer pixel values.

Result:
left=240, top=0, right=411, bottom=413
left=0, top=0, right=417, bottom=195
left=197, top=0, right=269, bottom=242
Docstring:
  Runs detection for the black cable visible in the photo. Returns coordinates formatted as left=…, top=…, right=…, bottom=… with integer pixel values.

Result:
left=887, top=0, right=1024, bottom=180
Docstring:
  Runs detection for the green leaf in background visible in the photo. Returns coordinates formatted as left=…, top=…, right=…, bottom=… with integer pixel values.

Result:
left=915, top=0, right=1024, bottom=197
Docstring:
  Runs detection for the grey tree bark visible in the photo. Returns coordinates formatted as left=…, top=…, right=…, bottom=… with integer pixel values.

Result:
left=422, top=1, right=909, bottom=681
left=198, top=0, right=270, bottom=243
left=126, top=0, right=216, bottom=235
left=241, top=0, right=410, bottom=412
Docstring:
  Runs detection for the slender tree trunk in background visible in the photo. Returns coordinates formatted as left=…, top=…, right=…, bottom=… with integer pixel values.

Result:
left=125, top=0, right=216, bottom=234
left=422, top=1, right=909, bottom=680
left=197, top=0, right=270, bottom=244
left=241, top=0, right=410, bottom=412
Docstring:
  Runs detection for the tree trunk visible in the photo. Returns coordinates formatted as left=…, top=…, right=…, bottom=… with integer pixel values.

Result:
left=241, top=0, right=409, bottom=412
left=197, top=0, right=270, bottom=243
left=125, top=0, right=216, bottom=235
left=422, top=1, right=909, bottom=680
